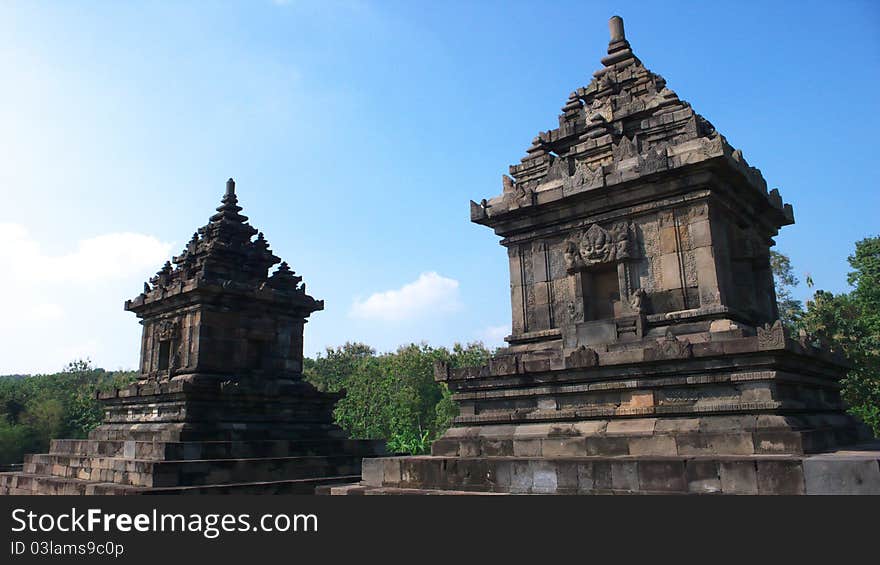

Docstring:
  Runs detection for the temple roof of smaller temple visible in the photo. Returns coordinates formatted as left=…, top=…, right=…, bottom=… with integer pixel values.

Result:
left=125, top=178, right=322, bottom=315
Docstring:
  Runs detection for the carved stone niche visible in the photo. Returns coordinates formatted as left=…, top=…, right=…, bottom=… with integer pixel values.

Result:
left=152, top=318, right=181, bottom=376
left=564, top=222, right=646, bottom=347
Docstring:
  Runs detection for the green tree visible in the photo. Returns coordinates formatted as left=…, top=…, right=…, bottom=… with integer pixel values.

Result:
left=800, top=236, right=880, bottom=435
left=303, top=342, right=375, bottom=392
left=770, top=249, right=804, bottom=332
left=0, top=359, right=137, bottom=465
left=330, top=342, right=491, bottom=454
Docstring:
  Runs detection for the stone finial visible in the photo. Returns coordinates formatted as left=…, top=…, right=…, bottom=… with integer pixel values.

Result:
left=599, top=15, right=636, bottom=70
left=226, top=178, right=236, bottom=196
left=609, top=15, right=625, bottom=42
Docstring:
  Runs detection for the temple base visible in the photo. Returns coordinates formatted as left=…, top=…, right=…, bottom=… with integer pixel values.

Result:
left=327, top=441, right=880, bottom=495
left=0, top=376, right=385, bottom=495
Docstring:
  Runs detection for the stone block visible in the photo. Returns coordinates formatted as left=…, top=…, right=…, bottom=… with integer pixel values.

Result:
left=611, top=461, right=639, bottom=492
left=430, top=440, right=459, bottom=457
left=491, top=461, right=513, bottom=492
left=585, top=437, right=630, bottom=456
left=689, top=220, right=711, bottom=248
left=606, top=418, right=656, bottom=436
left=530, top=461, right=558, bottom=494
left=686, top=460, right=722, bottom=493
left=573, top=421, right=608, bottom=436
left=638, top=460, right=686, bottom=492
left=719, top=460, right=758, bottom=494
left=803, top=458, right=880, bottom=495
left=660, top=253, right=683, bottom=290
left=458, top=440, right=480, bottom=457
left=513, top=439, right=542, bottom=457
left=382, top=458, right=402, bottom=486
left=510, top=461, right=533, bottom=494
left=480, top=439, right=512, bottom=456
left=592, top=461, right=613, bottom=491
left=753, top=431, right=803, bottom=455
left=655, top=418, right=701, bottom=433
left=756, top=460, right=805, bottom=495
left=556, top=462, right=579, bottom=494
left=577, top=463, right=595, bottom=493
left=628, top=435, right=677, bottom=456
left=699, top=416, right=757, bottom=433
left=660, top=227, right=679, bottom=254
left=542, top=438, right=587, bottom=457
left=623, top=390, right=654, bottom=408
left=676, top=433, right=755, bottom=456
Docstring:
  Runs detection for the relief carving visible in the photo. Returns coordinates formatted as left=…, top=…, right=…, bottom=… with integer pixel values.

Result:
left=757, top=320, right=786, bottom=350
left=647, top=330, right=692, bottom=361
left=489, top=354, right=520, bottom=376
left=563, top=222, right=636, bottom=272
left=564, top=160, right=604, bottom=193
left=157, top=319, right=180, bottom=340
left=565, top=346, right=599, bottom=369
left=628, top=288, right=645, bottom=314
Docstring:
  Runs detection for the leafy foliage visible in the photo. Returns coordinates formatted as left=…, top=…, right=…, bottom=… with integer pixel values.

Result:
left=0, top=360, right=136, bottom=465
left=305, top=342, right=492, bottom=455
left=303, top=342, right=375, bottom=393
left=770, top=249, right=804, bottom=332
left=800, top=236, right=880, bottom=435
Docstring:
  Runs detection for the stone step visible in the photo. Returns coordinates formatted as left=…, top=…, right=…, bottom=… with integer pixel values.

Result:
left=319, top=483, right=505, bottom=495
left=0, top=472, right=360, bottom=495
left=432, top=422, right=869, bottom=458
left=22, top=453, right=364, bottom=488
left=360, top=442, right=880, bottom=495
left=88, top=422, right=350, bottom=442
left=0, top=472, right=140, bottom=495
left=142, top=475, right=361, bottom=495
left=50, top=438, right=386, bottom=460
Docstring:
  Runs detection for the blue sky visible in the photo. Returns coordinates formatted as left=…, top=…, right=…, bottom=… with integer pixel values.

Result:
left=1, top=0, right=878, bottom=373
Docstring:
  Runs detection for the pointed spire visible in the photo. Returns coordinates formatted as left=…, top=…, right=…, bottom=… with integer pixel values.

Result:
left=561, top=91, right=582, bottom=116
left=599, top=16, right=637, bottom=70
left=268, top=261, right=303, bottom=290
left=253, top=231, right=270, bottom=253
left=211, top=177, right=248, bottom=223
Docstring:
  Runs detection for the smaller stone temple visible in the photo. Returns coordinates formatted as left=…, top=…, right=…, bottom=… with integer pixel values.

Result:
left=0, top=179, right=384, bottom=494
left=332, top=16, right=880, bottom=495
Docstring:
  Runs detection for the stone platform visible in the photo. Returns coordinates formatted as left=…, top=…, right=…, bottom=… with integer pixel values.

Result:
left=329, top=441, right=880, bottom=495
left=0, top=441, right=379, bottom=495
left=0, top=378, right=386, bottom=495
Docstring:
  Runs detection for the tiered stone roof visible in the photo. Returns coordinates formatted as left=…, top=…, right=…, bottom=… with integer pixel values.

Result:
left=125, top=178, right=321, bottom=314
left=471, top=16, right=793, bottom=226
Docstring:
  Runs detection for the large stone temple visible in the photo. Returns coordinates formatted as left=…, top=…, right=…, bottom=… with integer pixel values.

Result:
left=333, top=16, right=880, bottom=495
left=0, top=179, right=384, bottom=494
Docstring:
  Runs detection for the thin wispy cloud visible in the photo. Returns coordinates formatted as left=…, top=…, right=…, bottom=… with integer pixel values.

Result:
left=350, top=272, right=462, bottom=322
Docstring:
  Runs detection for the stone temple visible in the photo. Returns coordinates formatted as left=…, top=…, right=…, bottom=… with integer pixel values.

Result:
left=333, top=16, right=880, bottom=495
left=0, top=179, right=384, bottom=494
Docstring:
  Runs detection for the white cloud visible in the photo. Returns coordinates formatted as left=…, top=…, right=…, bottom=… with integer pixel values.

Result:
left=0, top=223, right=173, bottom=374
left=30, top=303, right=65, bottom=321
left=476, top=324, right=509, bottom=347
left=0, top=223, right=173, bottom=284
left=350, top=272, right=462, bottom=322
